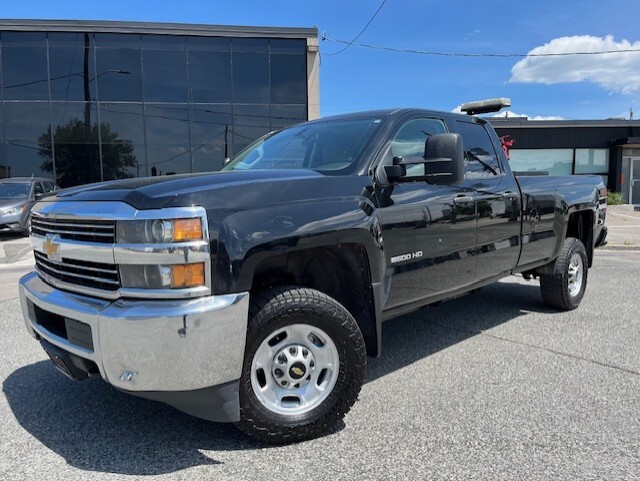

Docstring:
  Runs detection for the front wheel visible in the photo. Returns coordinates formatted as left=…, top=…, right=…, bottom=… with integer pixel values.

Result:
left=235, top=287, right=366, bottom=444
left=539, top=237, right=588, bottom=310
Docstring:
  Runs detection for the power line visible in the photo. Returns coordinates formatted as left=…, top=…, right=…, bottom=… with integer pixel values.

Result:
left=324, top=0, right=389, bottom=56
left=322, top=36, right=640, bottom=58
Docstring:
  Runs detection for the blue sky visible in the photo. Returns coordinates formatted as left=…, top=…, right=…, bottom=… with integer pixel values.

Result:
left=3, top=0, right=640, bottom=119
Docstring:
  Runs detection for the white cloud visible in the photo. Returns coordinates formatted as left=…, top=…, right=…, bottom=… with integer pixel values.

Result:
left=452, top=106, right=564, bottom=120
left=492, top=110, right=564, bottom=121
left=510, top=35, right=640, bottom=94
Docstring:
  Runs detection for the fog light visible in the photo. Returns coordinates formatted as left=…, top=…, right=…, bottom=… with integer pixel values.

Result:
left=171, top=263, right=205, bottom=288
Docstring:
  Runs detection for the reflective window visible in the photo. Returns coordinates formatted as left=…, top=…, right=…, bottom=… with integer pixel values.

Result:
left=233, top=104, right=270, bottom=154
left=0, top=143, right=7, bottom=179
left=389, top=118, right=447, bottom=177
left=48, top=33, right=96, bottom=101
left=270, top=53, right=306, bottom=104
left=142, top=42, right=188, bottom=102
left=190, top=104, right=232, bottom=172
left=4, top=102, right=52, bottom=179
left=232, top=52, right=269, bottom=103
left=270, top=104, right=307, bottom=130
left=2, top=33, right=48, bottom=100
left=575, top=149, right=609, bottom=174
left=270, top=39, right=306, bottom=53
left=188, top=50, right=231, bottom=103
left=509, top=149, right=574, bottom=176
left=455, top=121, right=502, bottom=178
left=145, top=104, right=190, bottom=175
left=49, top=102, right=101, bottom=187
left=34, top=182, right=44, bottom=196
left=232, top=38, right=268, bottom=53
left=95, top=44, right=142, bottom=102
left=98, top=103, right=145, bottom=179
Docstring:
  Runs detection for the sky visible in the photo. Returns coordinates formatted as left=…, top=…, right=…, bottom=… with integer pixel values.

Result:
left=3, top=0, right=640, bottom=120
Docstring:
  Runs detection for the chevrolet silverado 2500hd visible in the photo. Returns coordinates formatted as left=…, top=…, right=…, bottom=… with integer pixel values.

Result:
left=19, top=107, right=607, bottom=443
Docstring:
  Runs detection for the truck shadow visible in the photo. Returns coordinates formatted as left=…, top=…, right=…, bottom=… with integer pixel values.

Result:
left=3, top=279, right=550, bottom=475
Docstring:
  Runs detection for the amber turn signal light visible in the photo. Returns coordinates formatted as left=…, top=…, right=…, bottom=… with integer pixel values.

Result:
left=171, top=263, right=205, bottom=288
left=173, top=218, right=203, bottom=241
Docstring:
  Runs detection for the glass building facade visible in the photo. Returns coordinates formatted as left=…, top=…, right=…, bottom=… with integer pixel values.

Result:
left=0, top=21, right=318, bottom=187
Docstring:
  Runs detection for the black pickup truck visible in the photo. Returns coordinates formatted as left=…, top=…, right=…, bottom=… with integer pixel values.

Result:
left=19, top=107, right=607, bottom=444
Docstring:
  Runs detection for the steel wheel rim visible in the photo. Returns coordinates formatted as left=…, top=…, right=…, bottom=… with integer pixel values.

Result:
left=250, top=323, right=340, bottom=416
left=567, top=253, right=584, bottom=297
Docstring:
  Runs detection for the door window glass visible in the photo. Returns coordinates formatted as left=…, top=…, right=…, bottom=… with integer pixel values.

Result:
left=455, top=121, right=502, bottom=179
left=389, top=118, right=447, bottom=177
left=34, top=182, right=44, bottom=197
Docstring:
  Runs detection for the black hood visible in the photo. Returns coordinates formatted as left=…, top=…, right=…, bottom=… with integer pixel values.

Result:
left=47, top=170, right=330, bottom=210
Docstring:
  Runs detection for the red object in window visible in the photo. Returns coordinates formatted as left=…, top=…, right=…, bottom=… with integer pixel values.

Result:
left=499, top=135, right=515, bottom=160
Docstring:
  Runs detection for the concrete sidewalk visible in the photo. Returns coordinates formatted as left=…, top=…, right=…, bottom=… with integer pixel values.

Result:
left=0, top=205, right=637, bottom=266
left=603, top=204, right=640, bottom=250
left=0, top=233, right=32, bottom=265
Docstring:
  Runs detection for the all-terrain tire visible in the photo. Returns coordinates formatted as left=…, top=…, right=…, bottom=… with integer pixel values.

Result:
left=235, top=286, right=366, bottom=444
left=539, top=237, right=588, bottom=310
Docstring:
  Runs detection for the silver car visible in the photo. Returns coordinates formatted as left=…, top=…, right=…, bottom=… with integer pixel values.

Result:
left=0, top=177, right=57, bottom=235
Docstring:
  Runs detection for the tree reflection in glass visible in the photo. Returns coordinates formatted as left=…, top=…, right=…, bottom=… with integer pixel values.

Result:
left=38, top=120, right=137, bottom=188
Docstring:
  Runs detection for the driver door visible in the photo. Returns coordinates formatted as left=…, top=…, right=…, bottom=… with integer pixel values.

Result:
left=375, top=117, right=477, bottom=310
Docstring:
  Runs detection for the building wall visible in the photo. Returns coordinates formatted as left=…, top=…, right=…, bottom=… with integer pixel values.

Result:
left=490, top=120, right=640, bottom=198
left=0, top=23, right=315, bottom=188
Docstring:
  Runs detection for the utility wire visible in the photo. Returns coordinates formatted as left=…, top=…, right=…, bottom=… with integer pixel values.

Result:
left=322, top=35, right=640, bottom=58
left=324, top=0, right=389, bottom=56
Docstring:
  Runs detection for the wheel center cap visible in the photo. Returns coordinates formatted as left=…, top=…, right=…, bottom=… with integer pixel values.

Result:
left=289, top=362, right=306, bottom=380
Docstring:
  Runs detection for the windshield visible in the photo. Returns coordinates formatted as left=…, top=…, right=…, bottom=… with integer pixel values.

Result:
left=223, top=118, right=383, bottom=173
left=0, top=183, right=30, bottom=199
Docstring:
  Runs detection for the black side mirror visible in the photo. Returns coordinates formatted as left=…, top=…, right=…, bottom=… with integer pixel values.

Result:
left=423, top=133, right=464, bottom=184
left=382, top=133, right=464, bottom=185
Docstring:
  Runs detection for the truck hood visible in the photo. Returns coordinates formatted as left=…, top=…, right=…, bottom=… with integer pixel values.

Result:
left=45, top=170, right=358, bottom=210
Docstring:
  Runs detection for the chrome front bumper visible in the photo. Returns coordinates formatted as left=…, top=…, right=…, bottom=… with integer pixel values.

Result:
left=19, top=271, right=249, bottom=393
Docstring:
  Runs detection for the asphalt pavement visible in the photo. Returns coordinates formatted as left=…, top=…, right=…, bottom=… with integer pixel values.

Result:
left=0, top=250, right=638, bottom=480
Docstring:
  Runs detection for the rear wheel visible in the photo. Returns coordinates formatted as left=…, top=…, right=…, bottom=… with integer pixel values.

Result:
left=235, top=286, right=366, bottom=444
left=539, top=237, right=588, bottom=310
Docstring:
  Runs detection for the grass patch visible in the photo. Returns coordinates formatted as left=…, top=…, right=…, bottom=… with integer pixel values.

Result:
left=607, top=191, right=624, bottom=205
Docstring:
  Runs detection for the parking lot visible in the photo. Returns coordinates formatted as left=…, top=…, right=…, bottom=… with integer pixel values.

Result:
left=0, top=247, right=638, bottom=480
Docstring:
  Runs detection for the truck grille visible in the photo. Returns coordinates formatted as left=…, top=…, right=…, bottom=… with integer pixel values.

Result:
left=30, top=215, right=116, bottom=244
left=34, top=251, right=120, bottom=291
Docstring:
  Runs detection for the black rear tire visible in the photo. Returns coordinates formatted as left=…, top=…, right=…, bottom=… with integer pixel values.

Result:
left=235, top=286, right=366, bottom=444
left=539, top=237, right=588, bottom=310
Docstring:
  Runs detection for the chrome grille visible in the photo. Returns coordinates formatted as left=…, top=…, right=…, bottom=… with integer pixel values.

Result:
left=31, top=215, right=115, bottom=244
left=34, top=251, right=120, bottom=291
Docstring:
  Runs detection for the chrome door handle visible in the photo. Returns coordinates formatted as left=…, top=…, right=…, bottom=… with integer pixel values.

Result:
left=502, top=191, right=518, bottom=200
left=453, top=195, right=474, bottom=204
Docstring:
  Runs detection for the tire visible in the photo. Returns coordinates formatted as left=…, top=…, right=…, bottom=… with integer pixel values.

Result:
left=539, top=237, right=588, bottom=310
left=235, top=286, right=366, bottom=444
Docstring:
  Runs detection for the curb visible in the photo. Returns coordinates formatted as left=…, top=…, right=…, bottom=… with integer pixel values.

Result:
left=599, top=245, right=640, bottom=251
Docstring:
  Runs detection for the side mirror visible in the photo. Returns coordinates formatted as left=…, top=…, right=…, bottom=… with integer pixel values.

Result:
left=423, top=133, right=464, bottom=184
left=382, top=133, right=464, bottom=185
left=223, top=157, right=231, bottom=166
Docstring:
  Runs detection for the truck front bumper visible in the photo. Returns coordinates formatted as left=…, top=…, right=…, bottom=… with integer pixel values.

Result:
left=19, top=271, right=249, bottom=422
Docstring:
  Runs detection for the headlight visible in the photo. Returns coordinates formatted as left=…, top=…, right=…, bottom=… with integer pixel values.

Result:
left=120, top=263, right=205, bottom=289
left=1, top=206, right=24, bottom=216
left=116, top=218, right=203, bottom=243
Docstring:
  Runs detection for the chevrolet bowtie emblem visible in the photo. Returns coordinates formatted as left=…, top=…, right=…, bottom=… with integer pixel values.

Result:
left=291, top=367, right=304, bottom=376
left=43, top=236, right=61, bottom=259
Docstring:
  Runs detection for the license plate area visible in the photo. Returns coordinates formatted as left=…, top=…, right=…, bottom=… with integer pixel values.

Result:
left=40, top=340, right=92, bottom=381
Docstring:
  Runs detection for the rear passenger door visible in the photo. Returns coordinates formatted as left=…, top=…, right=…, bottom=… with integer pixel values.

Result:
left=454, top=119, right=522, bottom=281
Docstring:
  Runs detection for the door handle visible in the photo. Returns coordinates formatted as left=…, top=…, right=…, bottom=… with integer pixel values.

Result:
left=502, top=191, right=518, bottom=200
left=453, top=195, right=474, bottom=204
